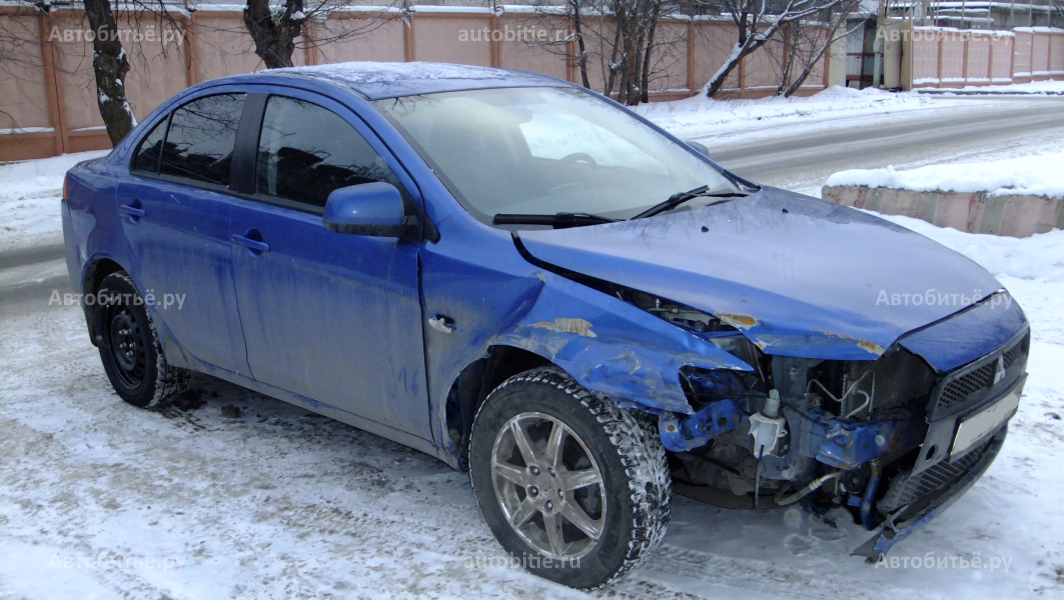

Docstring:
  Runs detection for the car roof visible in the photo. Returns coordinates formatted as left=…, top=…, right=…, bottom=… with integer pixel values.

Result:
left=210, top=61, right=570, bottom=100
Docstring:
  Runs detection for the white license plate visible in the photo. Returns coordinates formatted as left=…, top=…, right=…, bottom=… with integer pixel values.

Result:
left=951, top=385, right=1022, bottom=459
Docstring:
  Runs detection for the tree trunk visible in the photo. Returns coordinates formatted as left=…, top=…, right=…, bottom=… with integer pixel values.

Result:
left=703, top=13, right=755, bottom=98
left=571, top=1, right=591, bottom=89
left=83, top=0, right=135, bottom=145
left=703, top=39, right=758, bottom=98
left=243, top=0, right=304, bottom=69
left=639, top=1, right=659, bottom=104
left=782, top=8, right=858, bottom=97
left=776, top=24, right=798, bottom=96
left=603, top=15, right=624, bottom=98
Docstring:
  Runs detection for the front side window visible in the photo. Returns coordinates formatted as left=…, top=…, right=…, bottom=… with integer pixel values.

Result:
left=374, top=86, right=739, bottom=224
left=255, top=96, right=400, bottom=209
left=131, top=117, right=167, bottom=173
left=160, top=93, right=246, bottom=186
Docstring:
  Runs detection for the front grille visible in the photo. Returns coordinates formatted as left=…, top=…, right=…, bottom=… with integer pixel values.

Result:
left=940, top=363, right=996, bottom=408
left=1002, top=342, right=1025, bottom=368
left=934, top=333, right=1029, bottom=414
left=879, top=437, right=993, bottom=514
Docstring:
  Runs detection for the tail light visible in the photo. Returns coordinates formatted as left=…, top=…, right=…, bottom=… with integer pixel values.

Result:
left=63, top=173, right=69, bottom=200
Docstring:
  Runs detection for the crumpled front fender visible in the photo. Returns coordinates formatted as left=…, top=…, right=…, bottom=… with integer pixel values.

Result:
left=419, top=227, right=753, bottom=433
left=490, top=273, right=753, bottom=413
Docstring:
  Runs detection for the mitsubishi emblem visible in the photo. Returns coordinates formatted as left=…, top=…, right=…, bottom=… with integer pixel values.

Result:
left=992, top=356, right=1006, bottom=385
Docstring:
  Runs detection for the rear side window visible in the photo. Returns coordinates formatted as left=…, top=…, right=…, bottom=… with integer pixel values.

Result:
left=131, top=118, right=167, bottom=173
left=256, top=96, right=399, bottom=208
left=160, top=93, right=246, bottom=186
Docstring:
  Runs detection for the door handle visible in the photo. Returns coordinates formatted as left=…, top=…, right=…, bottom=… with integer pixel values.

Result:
left=119, top=200, right=146, bottom=222
left=428, top=314, right=455, bottom=334
left=231, top=233, right=270, bottom=254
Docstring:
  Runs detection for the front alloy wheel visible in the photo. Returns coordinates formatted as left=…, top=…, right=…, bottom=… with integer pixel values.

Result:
left=470, top=367, right=671, bottom=589
left=491, top=412, right=606, bottom=560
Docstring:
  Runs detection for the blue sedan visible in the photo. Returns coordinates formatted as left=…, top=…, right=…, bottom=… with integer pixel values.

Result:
left=62, top=62, right=1029, bottom=588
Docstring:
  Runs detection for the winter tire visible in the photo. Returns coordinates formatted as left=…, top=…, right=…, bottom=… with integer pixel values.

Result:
left=469, top=366, right=671, bottom=589
left=94, top=271, right=189, bottom=408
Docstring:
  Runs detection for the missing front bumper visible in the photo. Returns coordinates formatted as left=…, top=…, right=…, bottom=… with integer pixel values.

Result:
left=851, top=425, right=1007, bottom=561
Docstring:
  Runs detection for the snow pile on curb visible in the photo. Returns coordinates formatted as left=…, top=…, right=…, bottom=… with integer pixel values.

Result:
left=0, top=150, right=109, bottom=252
left=872, top=212, right=1064, bottom=282
left=825, top=150, right=1064, bottom=199
left=954, top=80, right=1064, bottom=95
left=634, top=86, right=940, bottom=139
left=0, top=150, right=109, bottom=203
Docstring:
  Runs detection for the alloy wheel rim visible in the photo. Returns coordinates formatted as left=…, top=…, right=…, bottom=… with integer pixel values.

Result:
left=490, top=412, right=606, bottom=560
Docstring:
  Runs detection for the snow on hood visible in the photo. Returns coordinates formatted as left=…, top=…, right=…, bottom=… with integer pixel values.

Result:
left=518, top=187, right=1010, bottom=362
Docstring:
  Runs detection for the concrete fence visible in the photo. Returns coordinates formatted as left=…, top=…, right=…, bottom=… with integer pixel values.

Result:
left=823, top=185, right=1064, bottom=238
left=0, top=5, right=842, bottom=162
left=905, top=25, right=1064, bottom=88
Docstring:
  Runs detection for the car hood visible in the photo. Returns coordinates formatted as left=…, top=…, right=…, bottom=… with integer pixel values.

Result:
left=517, top=187, right=1013, bottom=366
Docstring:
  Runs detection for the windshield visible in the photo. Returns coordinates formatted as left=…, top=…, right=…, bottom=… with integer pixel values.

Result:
left=373, top=86, right=741, bottom=226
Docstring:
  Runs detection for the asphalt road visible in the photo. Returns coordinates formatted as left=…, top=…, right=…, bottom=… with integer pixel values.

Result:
left=701, top=95, right=1064, bottom=193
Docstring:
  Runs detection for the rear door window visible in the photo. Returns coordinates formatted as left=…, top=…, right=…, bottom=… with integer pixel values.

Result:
left=159, top=93, right=246, bottom=186
left=131, top=117, right=168, bottom=173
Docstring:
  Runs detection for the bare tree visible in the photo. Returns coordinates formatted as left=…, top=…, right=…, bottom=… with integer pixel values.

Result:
left=773, top=0, right=864, bottom=97
left=694, top=0, right=858, bottom=98
left=83, top=0, right=136, bottom=144
left=531, top=0, right=684, bottom=105
left=4, top=1, right=186, bottom=145
left=241, top=0, right=396, bottom=69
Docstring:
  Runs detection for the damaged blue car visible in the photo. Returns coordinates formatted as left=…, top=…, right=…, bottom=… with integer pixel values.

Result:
left=62, top=62, right=1029, bottom=589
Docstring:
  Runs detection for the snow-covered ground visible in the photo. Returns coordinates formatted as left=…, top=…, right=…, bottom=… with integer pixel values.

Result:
left=922, top=80, right=1064, bottom=95
left=632, top=86, right=970, bottom=144
left=2, top=94, right=1064, bottom=599
left=0, top=151, right=109, bottom=253
left=826, top=150, right=1064, bottom=198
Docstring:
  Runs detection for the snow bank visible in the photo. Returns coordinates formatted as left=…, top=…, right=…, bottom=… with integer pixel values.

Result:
left=825, top=151, right=1064, bottom=199
left=0, top=150, right=107, bottom=203
left=871, top=212, right=1064, bottom=282
left=0, top=150, right=109, bottom=252
left=947, top=80, right=1064, bottom=95
left=635, top=86, right=945, bottom=140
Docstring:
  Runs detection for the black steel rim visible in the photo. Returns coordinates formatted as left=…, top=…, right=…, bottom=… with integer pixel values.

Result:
left=106, top=304, right=148, bottom=390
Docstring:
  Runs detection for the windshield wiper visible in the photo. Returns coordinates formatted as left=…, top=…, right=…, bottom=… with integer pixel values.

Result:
left=632, top=186, right=747, bottom=220
left=493, top=212, right=618, bottom=228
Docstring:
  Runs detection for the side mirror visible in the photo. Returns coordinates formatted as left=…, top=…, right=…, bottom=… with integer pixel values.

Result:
left=686, top=140, right=710, bottom=157
left=323, top=182, right=415, bottom=238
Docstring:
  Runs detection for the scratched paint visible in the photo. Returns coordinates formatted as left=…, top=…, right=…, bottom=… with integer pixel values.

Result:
left=531, top=318, right=598, bottom=337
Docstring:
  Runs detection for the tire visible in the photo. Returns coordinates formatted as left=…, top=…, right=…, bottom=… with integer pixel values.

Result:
left=469, top=366, right=671, bottom=589
left=94, top=271, right=189, bottom=408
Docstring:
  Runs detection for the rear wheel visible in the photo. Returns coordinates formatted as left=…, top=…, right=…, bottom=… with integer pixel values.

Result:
left=95, top=272, right=188, bottom=408
left=470, top=367, right=671, bottom=589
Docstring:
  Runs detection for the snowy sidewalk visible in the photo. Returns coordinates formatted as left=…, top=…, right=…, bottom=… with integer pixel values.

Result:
left=916, top=80, right=1064, bottom=96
